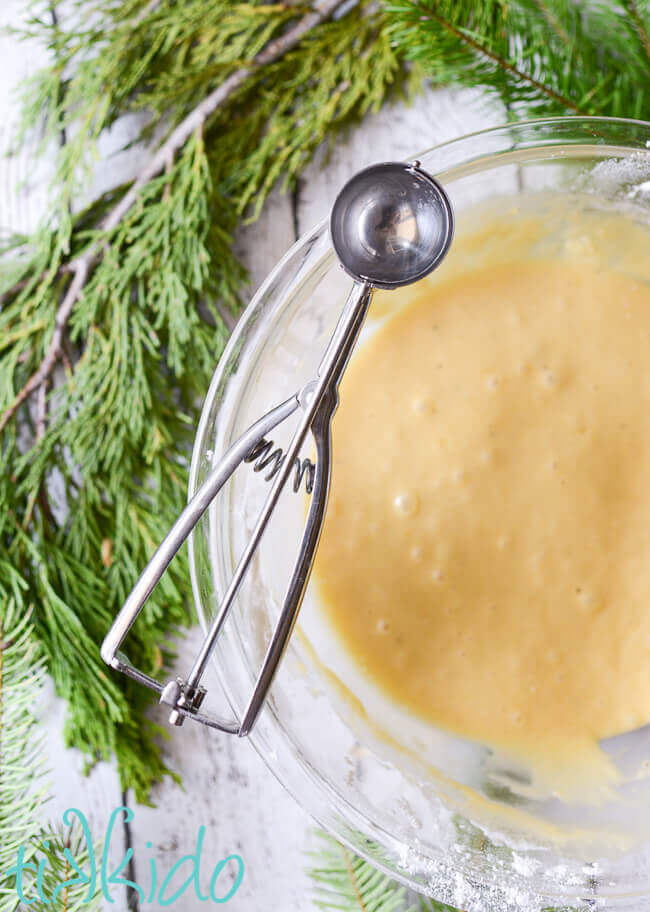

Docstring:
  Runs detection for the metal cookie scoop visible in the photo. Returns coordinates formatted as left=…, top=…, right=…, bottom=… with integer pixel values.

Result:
left=100, top=160, right=454, bottom=736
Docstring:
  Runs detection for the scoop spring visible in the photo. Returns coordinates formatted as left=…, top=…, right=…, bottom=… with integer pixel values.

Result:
left=244, top=437, right=315, bottom=494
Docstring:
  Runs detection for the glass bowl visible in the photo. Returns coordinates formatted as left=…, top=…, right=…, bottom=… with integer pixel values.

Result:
left=188, top=117, right=650, bottom=911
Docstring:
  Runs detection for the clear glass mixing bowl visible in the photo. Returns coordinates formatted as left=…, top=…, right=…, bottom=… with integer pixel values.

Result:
left=188, top=117, right=650, bottom=911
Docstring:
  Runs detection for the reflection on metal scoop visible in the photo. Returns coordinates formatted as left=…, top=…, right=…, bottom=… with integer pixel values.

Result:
left=331, top=161, right=453, bottom=287
left=100, top=161, right=454, bottom=737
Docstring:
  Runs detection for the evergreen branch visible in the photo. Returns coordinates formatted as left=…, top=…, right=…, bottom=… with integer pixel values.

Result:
left=35, top=379, right=47, bottom=443
left=3, top=823, right=105, bottom=911
left=0, top=602, right=49, bottom=910
left=309, top=832, right=414, bottom=912
left=0, top=0, right=347, bottom=434
left=308, top=832, right=464, bottom=912
left=621, top=0, right=650, bottom=62
left=385, top=0, right=650, bottom=120
left=449, top=15, right=581, bottom=114
left=0, top=262, right=73, bottom=308
left=426, top=3, right=581, bottom=112
left=530, top=0, right=570, bottom=45
left=342, top=846, right=370, bottom=912
left=0, top=260, right=87, bottom=433
left=385, top=0, right=583, bottom=114
left=1, top=0, right=410, bottom=802
left=99, top=0, right=347, bottom=237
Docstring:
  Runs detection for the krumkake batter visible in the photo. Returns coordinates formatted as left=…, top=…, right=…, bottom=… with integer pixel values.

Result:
left=313, top=209, right=650, bottom=788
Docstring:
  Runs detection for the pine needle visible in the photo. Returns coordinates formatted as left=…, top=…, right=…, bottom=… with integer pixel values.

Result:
left=385, top=0, right=650, bottom=121
left=309, top=832, right=414, bottom=912
left=0, top=603, right=48, bottom=906
left=0, top=603, right=104, bottom=910
left=0, top=0, right=412, bottom=802
left=308, top=832, right=465, bottom=912
left=5, top=825, right=104, bottom=910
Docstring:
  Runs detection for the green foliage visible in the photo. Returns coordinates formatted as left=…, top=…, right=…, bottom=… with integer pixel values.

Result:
left=225, top=12, right=416, bottom=218
left=385, top=0, right=650, bottom=120
left=0, top=0, right=411, bottom=803
left=420, top=900, right=460, bottom=912
left=308, top=832, right=465, bottom=912
left=309, top=833, right=415, bottom=911
left=0, top=603, right=48, bottom=909
left=0, top=603, right=103, bottom=911
left=6, top=826, right=104, bottom=911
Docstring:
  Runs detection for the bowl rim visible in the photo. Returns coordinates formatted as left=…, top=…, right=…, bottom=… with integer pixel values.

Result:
left=188, top=113, right=650, bottom=908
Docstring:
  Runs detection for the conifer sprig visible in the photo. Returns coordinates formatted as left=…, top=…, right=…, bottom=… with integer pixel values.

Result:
left=309, top=833, right=414, bottom=912
left=0, top=604, right=103, bottom=911
left=0, top=0, right=411, bottom=802
left=385, top=0, right=650, bottom=120
left=0, top=0, right=345, bottom=434
left=0, top=604, right=48, bottom=907
left=308, top=832, right=462, bottom=912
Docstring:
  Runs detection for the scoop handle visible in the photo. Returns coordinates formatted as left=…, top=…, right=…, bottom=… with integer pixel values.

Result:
left=101, top=280, right=372, bottom=735
left=99, top=395, right=301, bottom=732
left=238, top=281, right=372, bottom=734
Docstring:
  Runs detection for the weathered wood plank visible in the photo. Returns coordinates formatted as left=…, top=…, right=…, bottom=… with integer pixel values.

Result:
left=126, top=629, right=315, bottom=910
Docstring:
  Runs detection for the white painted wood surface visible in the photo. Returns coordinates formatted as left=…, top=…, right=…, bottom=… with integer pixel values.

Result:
left=0, top=3, right=503, bottom=908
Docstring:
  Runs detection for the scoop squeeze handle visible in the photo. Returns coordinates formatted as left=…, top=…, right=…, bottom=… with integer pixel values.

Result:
left=100, top=282, right=372, bottom=734
left=100, top=160, right=453, bottom=737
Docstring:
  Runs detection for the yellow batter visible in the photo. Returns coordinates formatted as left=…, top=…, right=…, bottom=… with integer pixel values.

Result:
left=313, top=206, right=650, bottom=792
